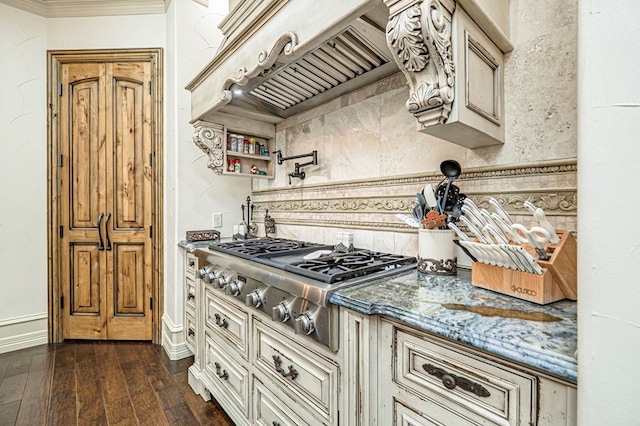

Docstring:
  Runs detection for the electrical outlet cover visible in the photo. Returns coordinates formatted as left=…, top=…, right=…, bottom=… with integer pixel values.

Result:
left=212, top=212, right=222, bottom=227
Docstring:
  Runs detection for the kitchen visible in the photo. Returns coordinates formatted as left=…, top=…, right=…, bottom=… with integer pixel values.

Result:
left=0, top=0, right=638, bottom=425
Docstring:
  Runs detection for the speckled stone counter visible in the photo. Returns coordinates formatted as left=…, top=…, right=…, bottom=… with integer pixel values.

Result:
left=178, top=240, right=221, bottom=251
left=329, top=269, right=577, bottom=381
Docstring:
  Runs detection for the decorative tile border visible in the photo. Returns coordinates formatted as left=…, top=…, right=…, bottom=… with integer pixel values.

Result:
left=251, top=159, right=577, bottom=233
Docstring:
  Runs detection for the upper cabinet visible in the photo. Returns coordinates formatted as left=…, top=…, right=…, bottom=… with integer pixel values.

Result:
left=385, top=0, right=513, bottom=148
left=186, top=0, right=512, bottom=157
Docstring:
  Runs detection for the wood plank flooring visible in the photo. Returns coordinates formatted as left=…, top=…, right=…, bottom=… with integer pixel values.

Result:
left=0, top=341, right=234, bottom=426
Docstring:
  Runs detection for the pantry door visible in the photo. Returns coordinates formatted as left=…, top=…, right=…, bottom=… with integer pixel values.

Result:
left=53, top=51, right=162, bottom=341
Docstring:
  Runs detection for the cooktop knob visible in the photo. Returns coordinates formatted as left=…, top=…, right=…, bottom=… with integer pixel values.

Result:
left=196, top=265, right=213, bottom=279
left=225, top=279, right=244, bottom=296
left=245, top=288, right=266, bottom=308
left=272, top=301, right=291, bottom=322
left=294, top=312, right=315, bottom=336
left=203, top=268, right=220, bottom=284
left=216, top=273, right=236, bottom=290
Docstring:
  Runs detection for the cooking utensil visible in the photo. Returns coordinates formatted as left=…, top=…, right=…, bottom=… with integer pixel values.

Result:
left=302, top=249, right=333, bottom=260
left=423, top=210, right=447, bottom=229
left=511, top=224, right=551, bottom=260
left=396, top=213, right=421, bottom=228
left=439, top=160, right=462, bottom=213
left=422, top=184, right=438, bottom=211
left=412, top=204, right=424, bottom=223
left=522, top=201, right=560, bottom=244
left=489, top=198, right=513, bottom=225
left=417, top=192, right=428, bottom=213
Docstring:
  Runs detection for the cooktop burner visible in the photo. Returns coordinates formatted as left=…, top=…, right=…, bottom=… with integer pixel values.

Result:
left=208, top=238, right=327, bottom=259
left=284, top=250, right=416, bottom=283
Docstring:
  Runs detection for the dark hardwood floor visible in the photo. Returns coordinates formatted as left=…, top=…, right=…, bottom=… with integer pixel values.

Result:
left=0, top=341, right=234, bottom=426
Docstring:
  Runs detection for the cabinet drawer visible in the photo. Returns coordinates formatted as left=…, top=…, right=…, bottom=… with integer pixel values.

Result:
left=254, top=320, right=338, bottom=424
left=185, top=312, right=197, bottom=352
left=185, top=277, right=196, bottom=313
left=394, top=327, right=536, bottom=425
left=186, top=253, right=197, bottom=277
left=204, top=332, right=249, bottom=416
left=394, top=398, right=482, bottom=426
left=253, top=377, right=309, bottom=426
left=204, top=288, right=249, bottom=359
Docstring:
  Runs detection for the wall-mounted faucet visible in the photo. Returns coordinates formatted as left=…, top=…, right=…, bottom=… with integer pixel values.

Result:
left=272, top=150, right=318, bottom=184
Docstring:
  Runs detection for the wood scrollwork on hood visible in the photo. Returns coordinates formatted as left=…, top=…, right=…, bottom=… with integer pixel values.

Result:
left=192, top=121, right=224, bottom=174
left=385, top=0, right=455, bottom=127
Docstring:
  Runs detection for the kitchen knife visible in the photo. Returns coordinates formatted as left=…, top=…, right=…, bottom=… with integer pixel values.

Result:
left=461, top=205, right=486, bottom=229
left=480, top=211, right=510, bottom=242
left=491, top=213, right=521, bottom=244
left=459, top=216, right=489, bottom=243
left=483, top=223, right=509, bottom=244
left=448, top=222, right=470, bottom=241
left=489, top=198, right=514, bottom=225
left=509, top=244, right=544, bottom=275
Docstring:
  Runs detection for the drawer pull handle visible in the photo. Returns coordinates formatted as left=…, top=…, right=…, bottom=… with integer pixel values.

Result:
left=214, top=313, right=229, bottom=328
left=188, top=293, right=195, bottom=301
left=272, top=422, right=281, bottom=426
left=189, top=259, right=195, bottom=267
left=214, top=362, right=229, bottom=380
left=422, top=363, right=490, bottom=397
left=272, top=355, right=298, bottom=380
left=188, top=328, right=195, bottom=337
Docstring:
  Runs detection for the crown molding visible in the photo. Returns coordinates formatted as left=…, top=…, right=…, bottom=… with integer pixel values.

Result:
left=0, top=0, right=172, bottom=18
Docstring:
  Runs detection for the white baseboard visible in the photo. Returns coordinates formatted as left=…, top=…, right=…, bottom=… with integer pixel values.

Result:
left=0, top=313, right=48, bottom=354
left=161, top=313, right=192, bottom=360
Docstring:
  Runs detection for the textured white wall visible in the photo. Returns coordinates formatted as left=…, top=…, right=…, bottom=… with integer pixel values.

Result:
left=166, top=0, right=251, bottom=327
left=577, top=0, right=640, bottom=423
left=0, top=5, right=48, bottom=322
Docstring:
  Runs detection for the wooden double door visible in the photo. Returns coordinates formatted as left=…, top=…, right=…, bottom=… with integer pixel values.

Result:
left=51, top=50, right=162, bottom=341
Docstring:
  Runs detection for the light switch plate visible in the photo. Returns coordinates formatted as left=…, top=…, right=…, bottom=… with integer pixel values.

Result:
left=212, top=212, right=222, bottom=227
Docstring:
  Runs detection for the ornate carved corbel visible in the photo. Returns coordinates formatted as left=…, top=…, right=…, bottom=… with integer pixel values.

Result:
left=192, top=120, right=224, bottom=174
left=385, top=0, right=455, bottom=128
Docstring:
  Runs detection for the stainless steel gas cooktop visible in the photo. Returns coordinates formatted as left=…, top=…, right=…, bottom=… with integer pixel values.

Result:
left=198, top=238, right=416, bottom=351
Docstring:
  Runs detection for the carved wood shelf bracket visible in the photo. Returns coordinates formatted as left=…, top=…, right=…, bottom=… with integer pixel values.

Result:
left=192, top=120, right=224, bottom=174
left=385, top=0, right=455, bottom=128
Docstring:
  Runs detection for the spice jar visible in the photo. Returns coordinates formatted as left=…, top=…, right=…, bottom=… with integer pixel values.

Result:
left=234, top=159, right=241, bottom=173
left=248, top=137, right=256, bottom=154
left=235, top=134, right=244, bottom=151
left=229, top=134, right=237, bottom=152
left=228, top=159, right=235, bottom=172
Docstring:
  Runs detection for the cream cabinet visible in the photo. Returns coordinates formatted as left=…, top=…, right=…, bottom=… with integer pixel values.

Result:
left=340, top=311, right=578, bottom=426
left=186, top=272, right=342, bottom=426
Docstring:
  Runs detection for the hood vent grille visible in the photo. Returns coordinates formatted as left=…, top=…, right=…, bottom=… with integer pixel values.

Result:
left=249, top=26, right=392, bottom=111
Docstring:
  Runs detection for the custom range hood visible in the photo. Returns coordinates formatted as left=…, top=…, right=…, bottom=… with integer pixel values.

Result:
left=186, top=0, right=398, bottom=124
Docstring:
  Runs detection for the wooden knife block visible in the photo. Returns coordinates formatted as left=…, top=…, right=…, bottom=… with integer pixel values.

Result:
left=471, top=230, right=577, bottom=305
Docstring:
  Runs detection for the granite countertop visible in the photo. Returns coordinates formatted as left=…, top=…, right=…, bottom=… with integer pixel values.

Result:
left=329, top=269, right=577, bottom=381
left=178, top=240, right=220, bottom=251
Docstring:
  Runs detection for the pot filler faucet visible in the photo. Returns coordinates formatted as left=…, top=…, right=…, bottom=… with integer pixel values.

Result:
left=273, top=150, right=318, bottom=184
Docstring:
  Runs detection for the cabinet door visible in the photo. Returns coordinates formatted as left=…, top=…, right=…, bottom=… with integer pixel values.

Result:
left=253, top=377, right=310, bottom=426
left=60, top=60, right=154, bottom=340
left=253, top=319, right=339, bottom=425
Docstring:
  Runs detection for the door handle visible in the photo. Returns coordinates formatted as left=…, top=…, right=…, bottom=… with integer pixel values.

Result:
left=97, top=212, right=104, bottom=250
left=105, top=212, right=112, bottom=250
